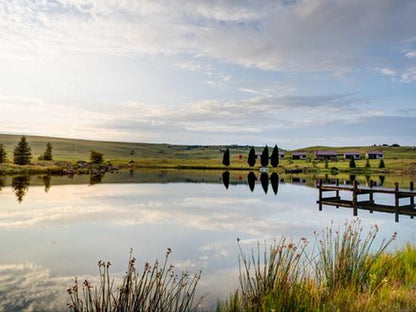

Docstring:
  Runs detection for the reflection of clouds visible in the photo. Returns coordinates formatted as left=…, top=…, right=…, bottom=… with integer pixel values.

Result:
left=0, top=263, right=69, bottom=311
left=0, top=184, right=316, bottom=239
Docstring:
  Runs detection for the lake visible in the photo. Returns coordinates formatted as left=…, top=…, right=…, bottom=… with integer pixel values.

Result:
left=0, top=170, right=415, bottom=311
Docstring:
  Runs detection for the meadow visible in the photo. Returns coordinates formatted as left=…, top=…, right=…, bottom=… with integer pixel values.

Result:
left=0, top=134, right=416, bottom=174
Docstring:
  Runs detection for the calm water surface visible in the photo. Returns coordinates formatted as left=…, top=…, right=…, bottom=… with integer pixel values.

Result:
left=0, top=170, right=415, bottom=311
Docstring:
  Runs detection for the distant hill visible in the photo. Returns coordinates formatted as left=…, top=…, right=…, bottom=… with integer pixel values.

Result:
left=0, top=134, right=251, bottom=163
left=1, top=134, right=415, bottom=164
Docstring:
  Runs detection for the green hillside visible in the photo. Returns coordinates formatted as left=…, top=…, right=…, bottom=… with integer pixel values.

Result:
left=0, top=134, right=415, bottom=174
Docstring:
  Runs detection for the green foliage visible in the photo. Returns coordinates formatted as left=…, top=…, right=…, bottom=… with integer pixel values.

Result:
left=13, top=136, right=32, bottom=165
left=349, top=157, right=356, bottom=168
left=0, top=143, right=7, bottom=163
left=325, top=159, right=329, bottom=169
left=247, top=147, right=256, bottom=167
left=260, top=145, right=269, bottom=167
left=366, top=159, right=371, bottom=169
left=379, top=159, right=385, bottom=168
left=220, top=220, right=401, bottom=312
left=222, top=148, right=230, bottom=166
left=43, top=142, right=53, bottom=161
left=90, top=150, right=104, bottom=164
left=67, top=249, right=203, bottom=312
left=270, top=145, right=279, bottom=167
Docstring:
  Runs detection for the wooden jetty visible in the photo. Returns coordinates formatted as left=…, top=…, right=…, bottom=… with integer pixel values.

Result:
left=317, top=179, right=416, bottom=222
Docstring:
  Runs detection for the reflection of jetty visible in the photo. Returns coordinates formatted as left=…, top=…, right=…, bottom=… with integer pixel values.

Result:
left=317, top=179, right=416, bottom=222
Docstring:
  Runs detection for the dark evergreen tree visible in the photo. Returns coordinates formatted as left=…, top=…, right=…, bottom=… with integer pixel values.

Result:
left=222, top=148, right=230, bottom=166
left=260, top=145, right=269, bottom=167
left=247, top=171, right=256, bottom=192
left=270, top=172, right=279, bottom=195
left=0, top=144, right=7, bottom=163
left=222, top=171, right=230, bottom=189
left=13, top=136, right=32, bottom=165
left=365, top=159, right=371, bottom=169
left=247, top=147, right=256, bottom=167
left=349, top=157, right=356, bottom=168
left=379, top=159, right=385, bottom=168
left=270, top=145, right=279, bottom=167
left=12, top=175, right=30, bottom=203
left=260, top=172, right=268, bottom=194
left=42, top=142, right=53, bottom=161
left=90, top=150, right=104, bottom=164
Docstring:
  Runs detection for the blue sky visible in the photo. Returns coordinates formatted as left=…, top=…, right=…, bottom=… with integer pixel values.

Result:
left=1, top=0, right=416, bottom=149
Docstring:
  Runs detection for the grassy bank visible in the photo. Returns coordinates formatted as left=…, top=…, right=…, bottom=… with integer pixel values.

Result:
left=1, top=134, right=416, bottom=175
left=68, top=220, right=416, bottom=312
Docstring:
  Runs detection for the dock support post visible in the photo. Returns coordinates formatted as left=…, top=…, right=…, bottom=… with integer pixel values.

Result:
left=369, top=179, right=374, bottom=213
left=353, top=180, right=358, bottom=216
left=336, top=179, right=340, bottom=199
left=318, top=179, right=322, bottom=211
left=395, top=182, right=399, bottom=223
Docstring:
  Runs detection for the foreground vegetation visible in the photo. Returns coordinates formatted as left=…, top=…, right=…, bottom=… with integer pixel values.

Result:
left=1, top=134, right=416, bottom=175
left=68, top=220, right=416, bottom=312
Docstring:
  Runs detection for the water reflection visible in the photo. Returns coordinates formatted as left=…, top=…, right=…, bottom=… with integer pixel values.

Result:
left=0, top=177, right=4, bottom=192
left=247, top=172, right=256, bottom=192
left=12, top=175, right=30, bottom=203
left=89, top=173, right=103, bottom=185
left=260, top=172, right=268, bottom=194
left=222, top=171, right=230, bottom=189
left=270, top=172, right=279, bottom=195
left=0, top=172, right=415, bottom=310
left=42, top=175, right=51, bottom=193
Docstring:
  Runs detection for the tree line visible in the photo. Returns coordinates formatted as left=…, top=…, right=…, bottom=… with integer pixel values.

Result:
left=222, top=145, right=280, bottom=168
left=0, top=136, right=104, bottom=165
left=0, top=136, right=54, bottom=165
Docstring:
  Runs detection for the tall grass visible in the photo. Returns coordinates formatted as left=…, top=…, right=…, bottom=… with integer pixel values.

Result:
left=220, top=219, right=404, bottom=312
left=68, top=221, right=416, bottom=311
left=315, top=220, right=396, bottom=291
left=67, top=249, right=204, bottom=312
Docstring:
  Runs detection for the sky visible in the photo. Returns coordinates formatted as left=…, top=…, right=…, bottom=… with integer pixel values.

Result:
left=1, top=0, right=416, bottom=149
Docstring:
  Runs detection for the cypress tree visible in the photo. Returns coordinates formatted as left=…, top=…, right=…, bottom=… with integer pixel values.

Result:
left=379, top=159, right=385, bottom=168
left=247, top=147, right=256, bottom=167
left=13, top=136, right=32, bottom=165
left=0, top=144, right=7, bottom=163
left=349, top=157, right=356, bottom=168
left=260, top=145, right=269, bottom=167
left=365, top=159, right=371, bottom=169
left=270, top=145, right=279, bottom=168
left=42, top=142, right=53, bottom=161
left=222, top=148, right=230, bottom=166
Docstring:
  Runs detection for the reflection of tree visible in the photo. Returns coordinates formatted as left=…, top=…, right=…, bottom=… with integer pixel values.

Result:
left=89, top=174, right=103, bottom=186
left=260, top=172, right=268, bottom=194
left=379, top=175, right=385, bottom=186
left=12, top=175, right=30, bottom=203
left=0, top=177, right=4, bottom=192
left=270, top=172, right=279, bottom=195
left=349, top=175, right=356, bottom=184
left=247, top=172, right=256, bottom=192
left=222, top=171, right=230, bottom=189
left=42, top=175, right=51, bottom=193
left=130, top=169, right=134, bottom=177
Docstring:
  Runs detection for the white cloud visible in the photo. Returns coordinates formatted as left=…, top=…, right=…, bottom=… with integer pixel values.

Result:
left=381, top=68, right=396, bottom=76
left=400, top=68, right=416, bottom=83
left=1, top=0, right=415, bottom=72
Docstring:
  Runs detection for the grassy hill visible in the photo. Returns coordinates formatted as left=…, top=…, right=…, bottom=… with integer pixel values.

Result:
left=0, top=134, right=415, bottom=174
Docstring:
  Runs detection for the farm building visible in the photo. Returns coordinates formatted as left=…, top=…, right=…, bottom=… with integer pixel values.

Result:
left=279, top=151, right=285, bottom=159
left=314, top=150, right=338, bottom=161
left=366, top=151, right=384, bottom=159
left=343, top=151, right=361, bottom=160
left=291, top=152, right=307, bottom=160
